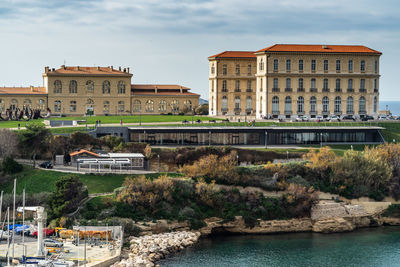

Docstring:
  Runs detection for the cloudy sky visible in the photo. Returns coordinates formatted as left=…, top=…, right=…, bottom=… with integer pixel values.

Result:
left=0, top=0, right=399, bottom=100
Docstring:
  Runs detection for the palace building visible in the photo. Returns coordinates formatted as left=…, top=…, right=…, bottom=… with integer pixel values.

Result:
left=208, top=44, right=381, bottom=119
left=0, top=66, right=199, bottom=116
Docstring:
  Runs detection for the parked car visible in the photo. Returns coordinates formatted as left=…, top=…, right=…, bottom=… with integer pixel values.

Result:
left=361, top=115, right=374, bottom=121
left=327, top=115, right=341, bottom=122
left=310, top=115, right=324, bottom=122
left=32, top=228, right=55, bottom=238
left=378, top=115, right=388, bottom=120
left=39, top=161, right=53, bottom=169
left=342, top=115, right=356, bottom=121
left=44, top=239, right=63, bottom=248
left=296, top=115, right=309, bottom=122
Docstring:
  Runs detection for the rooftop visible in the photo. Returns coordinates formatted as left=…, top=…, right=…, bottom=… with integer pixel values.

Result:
left=0, top=86, right=46, bottom=95
left=131, top=84, right=190, bottom=90
left=208, top=51, right=257, bottom=59
left=257, top=44, right=382, bottom=54
left=43, top=66, right=132, bottom=77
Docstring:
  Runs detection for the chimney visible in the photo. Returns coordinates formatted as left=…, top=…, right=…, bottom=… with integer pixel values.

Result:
left=155, top=86, right=158, bottom=94
left=180, top=86, right=183, bottom=93
left=45, top=66, right=49, bottom=73
left=30, top=85, right=34, bottom=92
left=97, top=66, right=100, bottom=70
left=322, top=45, right=328, bottom=49
left=61, top=65, right=66, bottom=69
left=52, top=68, right=55, bottom=71
left=111, top=66, right=114, bottom=71
left=127, top=67, right=130, bottom=73
left=119, top=66, right=121, bottom=71
left=123, top=68, right=126, bottom=73
left=77, top=66, right=80, bottom=71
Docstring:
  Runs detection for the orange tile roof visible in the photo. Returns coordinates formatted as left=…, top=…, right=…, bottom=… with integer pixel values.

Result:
left=44, top=66, right=132, bottom=76
left=131, top=84, right=190, bottom=90
left=132, top=91, right=200, bottom=96
left=208, top=51, right=257, bottom=59
left=0, top=86, right=47, bottom=95
left=257, top=44, right=382, bottom=54
left=69, top=149, right=99, bottom=157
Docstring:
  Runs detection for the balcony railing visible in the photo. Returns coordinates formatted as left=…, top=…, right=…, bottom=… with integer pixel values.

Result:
left=285, top=88, right=292, bottom=92
left=335, top=88, right=342, bottom=92
left=272, top=88, right=280, bottom=92
left=246, top=89, right=252, bottom=92
left=297, top=88, right=305, bottom=92
left=359, top=89, right=367, bottom=93
left=347, top=88, right=354, bottom=92
left=322, top=88, right=330, bottom=92
left=234, top=89, right=241, bottom=92
left=310, top=88, right=318, bottom=92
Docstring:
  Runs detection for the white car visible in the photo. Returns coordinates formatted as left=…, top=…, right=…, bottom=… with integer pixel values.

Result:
left=310, top=115, right=324, bottom=122
left=327, top=115, right=341, bottom=122
left=296, top=115, right=309, bottom=122
left=44, top=239, right=64, bottom=247
left=378, top=115, right=387, bottom=120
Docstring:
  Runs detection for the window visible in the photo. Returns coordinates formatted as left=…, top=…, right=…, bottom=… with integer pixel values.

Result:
left=222, top=80, right=227, bottom=92
left=70, top=101, right=77, bottom=112
left=335, top=96, right=342, bottom=113
left=54, top=80, right=62, bottom=94
left=133, top=100, right=141, bottom=112
left=324, top=60, right=328, bottom=71
left=23, top=99, right=31, bottom=108
left=247, top=80, right=252, bottom=91
left=273, top=78, right=278, bottom=89
left=118, top=101, right=125, bottom=113
left=374, top=79, right=378, bottom=90
left=235, top=80, right=240, bottom=91
left=236, top=64, right=240, bottom=75
left=272, top=96, right=279, bottom=113
left=374, top=60, right=378, bottom=73
left=246, top=96, right=252, bottom=110
left=335, top=79, right=341, bottom=91
left=311, top=78, right=316, bottom=89
left=184, top=100, right=192, bottom=111
left=222, top=96, right=228, bottom=110
left=298, top=78, right=304, bottom=89
left=54, top=100, right=61, bottom=112
left=86, top=98, right=94, bottom=114
left=297, top=96, right=304, bottom=113
left=234, top=96, right=240, bottom=109
left=286, top=78, right=291, bottom=89
left=159, top=100, right=167, bottom=112
left=348, top=79, right=353, bottom=90
left=359, top=97, right=366, bottom=113
left=171, top=100, right=179, bottom=112
left=38, top=99, right=45, bottom=111
left=347, top=97, right=354, bottom=113
left=103, top=101, right=109, bottom=113
left=286, top=59, right=291, bottom=71
left=360, top=60, right=365, bottom=72
left=211, top=64, right=215, bottom=74
left=260, top=78, right=263, bottom=91
left=69, top=80, right=77, bottom=94
left=322, top=96, right=329, bottom=113
left=259, top=59, right=264, bottom=71
left=336, top=60, right=341, bottom=71
left=310, top=96, right=317, bottom=113
left=323, top=79, right=329, bottom=90
left=284, top=96, right=292, bottom=113
left=311, top=60, right=316, bottom=71
left=223, top=64, right=227, bottom=75
left=10, top=99, right=18, bottom=110
left=374, top=97, right=377, bottom=113
left=273, top=59, right=278, bottom=71
left=248, top=64, right=252, bottom=75
left=118, top=81, right=126, bottom=94
left=360, top=79, right=365, bottom=90
left=102, top=80, right=110, bottom=94
left=348, top=60, right=353, bottom=72
left=145, top=100, right=154, bottom=112
left=299, top=60, right=303, bottom=71
left=86, top=80, right=94, bottom=93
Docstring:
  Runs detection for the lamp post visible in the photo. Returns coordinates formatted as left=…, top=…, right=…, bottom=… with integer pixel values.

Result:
left=286, top=150, right=289, bottom=160
left=157, top=154, right=160, bottom=172
left=236, top=154, right=239, bottom=166
left=192, top=108, right=194, bottom=124
left=209, top=131, right=211, bottom=146
left=320, top=133, right=323, bottom=148
left=265, top=131, right=268, bottom=148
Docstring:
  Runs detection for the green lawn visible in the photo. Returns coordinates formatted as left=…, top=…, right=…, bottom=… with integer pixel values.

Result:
left=0, top=120, right=44, bottom=128
left=2, top=166, right=182, bottom=195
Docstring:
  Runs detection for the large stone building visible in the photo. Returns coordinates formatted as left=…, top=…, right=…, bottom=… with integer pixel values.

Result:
left=0, top=66, right=199, bottom=116
left=209, top=44, right=381, bottom=119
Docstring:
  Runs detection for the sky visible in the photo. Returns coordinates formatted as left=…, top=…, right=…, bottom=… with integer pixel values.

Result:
left=0, top=0, right=399, bottom=100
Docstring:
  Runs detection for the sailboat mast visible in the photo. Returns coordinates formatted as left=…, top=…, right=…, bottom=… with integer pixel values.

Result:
left=12, top=178, right=16, bottom=264
left=22, top=188, right=26, bottom=259
left=7, top=207, right=10, bottom=267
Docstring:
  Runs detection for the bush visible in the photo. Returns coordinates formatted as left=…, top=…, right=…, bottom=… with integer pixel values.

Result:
left=1, top=157, right=23, bottom=174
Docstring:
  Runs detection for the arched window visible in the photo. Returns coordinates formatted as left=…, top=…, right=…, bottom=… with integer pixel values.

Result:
left=184, top=100, right=192, bottom=111
left=298, top=78, right=303, bottom=89
left=322, top=96, right=329, bottom=113
left=286, top=78, right=291, bottom=90
left=0, top=99, right=4, bottom=112
left=360, top=60, right=365, bottom=71
left=359, top=97, right=366, bottom=113
left=118, top=81, right=126, bottom=94
left=145, top=100, right=154, bottom=112
left=246, top=96, right=252, bottom=110
left=103, top=101, right=110, bottom=113
left=334, top=96, right=342, bottom=113
left=310, top=96, right=317, bottom=113
left=374, top=97, right=377, bottom=113
left=171, top=100, right=179, bottom=112
left=69, top=80, right=77, bottom=94
left=159, top=100, right=167, bottom=112
left=54, top=100, right=61, bottom=112
left=23, top=99, right=32, bottom=108
left=222, top=96, right=228, bottom=110
left=86, top=80, right=94, bottom=93
left=260, top=58, right=264, bottom=71
left=297, top=96, right=304, bottom=113
left=70, top=101, right=77, bottom=112
left=222, top=80, right=227, bottom=92
left=54, top=80, right=62, bottom=94
left=272, top=96, right=279, bottom=113
left=284, top=96, right=292, bottom=113
left=211, top=63, right=215, bottom=74
left=38, top=99, right=45, bottom=111
left=347, top=97, right=354, bottom=113
left=133, top=100, right=141, bottom=112
left=102, top=80, right=110, bottom=94
left=10, top=99, right=18, bottom=111
left=234, top=96, right=240, bottom=109
left=118, top=101, right=125, bottom=113
left=86, top=98, right=94, bottom=114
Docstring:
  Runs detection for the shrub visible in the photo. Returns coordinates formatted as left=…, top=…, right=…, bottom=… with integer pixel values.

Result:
left=1, top=157, right=23, bottom=174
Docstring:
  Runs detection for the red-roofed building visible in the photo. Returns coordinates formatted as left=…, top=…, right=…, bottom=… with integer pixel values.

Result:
left=208, top=44, right=382, bottom=119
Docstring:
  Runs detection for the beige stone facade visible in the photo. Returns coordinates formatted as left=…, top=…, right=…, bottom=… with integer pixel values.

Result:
left=0, top=66, right=199, bottom=116
left=209, top=45, right=381, bottom=119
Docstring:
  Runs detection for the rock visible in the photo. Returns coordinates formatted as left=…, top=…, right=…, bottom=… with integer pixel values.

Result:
left=312, top=218, right=355, bottom=233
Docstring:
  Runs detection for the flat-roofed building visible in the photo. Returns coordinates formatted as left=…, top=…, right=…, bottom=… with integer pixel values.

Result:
left=209, top=44, right=382, bottom=119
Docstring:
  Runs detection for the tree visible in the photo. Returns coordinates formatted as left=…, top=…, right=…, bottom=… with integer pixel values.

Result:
left=0, top=129, right=19, bottom=158
left=195, top=104, right=209, bottom=115
left=47, top=175, right=88, bottom=220
left=18, top=124, right=51, bottom=167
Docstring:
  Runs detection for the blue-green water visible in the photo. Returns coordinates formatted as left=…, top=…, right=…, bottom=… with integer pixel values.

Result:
left=159, top=227, right=400, bottom=267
